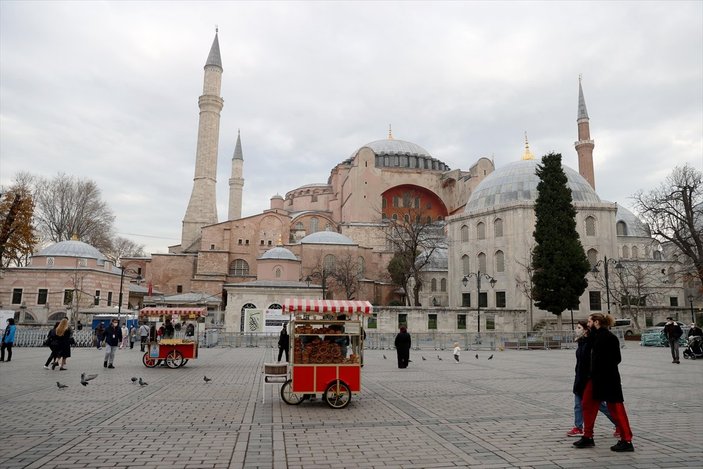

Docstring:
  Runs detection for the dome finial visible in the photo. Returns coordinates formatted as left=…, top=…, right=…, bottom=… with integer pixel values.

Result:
left=521, top=132, right=534, bottom=160
left=388, top=124, right=393, bottom=140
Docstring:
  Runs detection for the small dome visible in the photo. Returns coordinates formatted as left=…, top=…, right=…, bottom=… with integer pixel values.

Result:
left=417, top=247, right=448, bottom=271
left=300, top=231, right=356, bottom=245
left=465, top=159, right=601, bottom=212
left=259, top=246, right=298, bottom=261
left=36, top=240, right=107, bottom=260
left=616, top=206, right=651, bottom=237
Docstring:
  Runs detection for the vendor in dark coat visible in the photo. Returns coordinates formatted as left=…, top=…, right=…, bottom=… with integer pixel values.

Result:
left=394, top=326, right=411, bottom=369
left=277, top=325, right=290, bottom=362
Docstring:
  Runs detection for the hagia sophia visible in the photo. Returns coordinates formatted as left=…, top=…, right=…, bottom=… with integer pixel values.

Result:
left=1, top=32, right=689, bottom=333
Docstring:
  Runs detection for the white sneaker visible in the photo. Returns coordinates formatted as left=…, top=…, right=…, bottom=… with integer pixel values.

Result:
left=43, top=365, right=50, bottom=370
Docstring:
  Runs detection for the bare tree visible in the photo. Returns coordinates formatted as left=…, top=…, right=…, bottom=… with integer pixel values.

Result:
left=33, top=173, right=115, bottom=253
left=0, top=173, right=38, bottom=267
left=633, top=164, right=703, bottom=286
left=329, top=253, right=362, bottom=300
left=514, top=242, right=536, bottom=330
left=105, top=236, right=146, bottom=264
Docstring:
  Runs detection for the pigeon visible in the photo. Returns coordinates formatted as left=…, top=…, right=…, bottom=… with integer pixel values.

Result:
left=437, top=355, right=442, bottom=361
left=383, top=354, right=387, bottom=359
left=138, top=377, right=148, bottom=387
left=488, top=354, right=494, bottom=360
left=475, top=354, right=479, bottom=359
left=56, top=382, right=68, bottom=389
left=421, top=356, right=426, bottom=361
left=131, top=377, right=138, bottom=384
left=203, top=376, right=212, bottom=383
left=80, top=379, right=89, bottom=386
left=81, top=372, right=98, bottom=382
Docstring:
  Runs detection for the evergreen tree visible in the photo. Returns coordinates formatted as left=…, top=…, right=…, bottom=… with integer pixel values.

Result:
left=531, top=153, right=590, bottom=324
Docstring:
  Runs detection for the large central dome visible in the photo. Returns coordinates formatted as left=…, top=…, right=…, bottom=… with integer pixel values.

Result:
left=361, top=139, right=432, bottom=158
left=465, top=159, right=601, bottom=212
left=344, top=138, right=450, bottom=171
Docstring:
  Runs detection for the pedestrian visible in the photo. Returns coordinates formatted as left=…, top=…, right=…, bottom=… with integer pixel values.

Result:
left=163, top=318, right=175, bottom=339
left=120, top=323, right=129, bottom=349
left=43, top=321, right=60, bottom=369
left=453, top=342, right=461, bottom=362
left=129, top=326, right=137, bottom=349
left=573, top=313, right=634, bottom=452
left=277, top=324, right=289, bottom=362
left=567, top=320, right=619, bottom=438
left=53, top=318, right=73, bottom=370
left=185, top=323, right=195, bottom=337
left=394, top=325, right=411, bottom=369
left=103, top=319, right=122, bottom=369
left=95, top=322, right=105, bottom=349
left=688, top=323, right=702, bottom=338
left=663, top=317, right=683, bottom=364
left=0, top=318, right=17, bottom=362
left=139, top=321, right=150, bottom=352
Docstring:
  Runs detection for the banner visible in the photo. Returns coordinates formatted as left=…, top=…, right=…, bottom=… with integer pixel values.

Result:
left=244, top=309, right=263, bottom=333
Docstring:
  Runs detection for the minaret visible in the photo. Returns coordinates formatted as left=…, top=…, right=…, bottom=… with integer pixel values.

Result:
left=575, top=76, right=595, bottom=189
left=228, top=130, right=244, bottom=220
left=181, top=31, right=224, bottom=250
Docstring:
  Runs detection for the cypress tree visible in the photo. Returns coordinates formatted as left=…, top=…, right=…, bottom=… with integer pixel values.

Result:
left=531, top=153, right=590, bottom=325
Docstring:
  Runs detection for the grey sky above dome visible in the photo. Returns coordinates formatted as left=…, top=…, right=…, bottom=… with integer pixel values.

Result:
left=259, top=246, right=298, bottom=261
left=465, top=159, right=601, bottom=212
left=300, top=231, right=356, bottom=245
left=615, top=205, right=652, bottom=237
left=35, top=240, right=107, bottom=260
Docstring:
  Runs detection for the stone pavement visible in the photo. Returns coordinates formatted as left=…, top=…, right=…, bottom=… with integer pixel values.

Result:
left=0, top=344, right=701, bottom=469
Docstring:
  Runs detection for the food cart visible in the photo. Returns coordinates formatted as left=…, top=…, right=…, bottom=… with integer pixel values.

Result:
left=279, top=299, right=372, bottom=409
left=138, top=306, right=206, bottom=369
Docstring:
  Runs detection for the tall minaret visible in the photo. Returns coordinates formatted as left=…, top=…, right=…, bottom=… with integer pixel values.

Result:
left=575, top=76, right=595, bottom=189
left=181, top=31, right=224, bottom=250
left=228, top=130, right=244, bottom=220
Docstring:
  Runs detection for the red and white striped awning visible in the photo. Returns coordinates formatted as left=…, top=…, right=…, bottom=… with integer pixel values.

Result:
left=139, top=307, right=208, bottom=318
left=283, top=299, right=373, bottom=315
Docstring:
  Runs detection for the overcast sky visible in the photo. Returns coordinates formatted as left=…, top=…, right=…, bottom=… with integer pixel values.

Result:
left=1, top=1, right=701, bottom=254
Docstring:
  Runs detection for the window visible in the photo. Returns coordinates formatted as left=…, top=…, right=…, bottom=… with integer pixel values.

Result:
left=78, top=258, right=88, bottom=267
left=440, top=278, right=447, bottom=292
left=275, top=268, right=282, bottom=278
left=485, top=314, right=495, bottom=330
left=311, top=217, right=319, bottom=232
left=494, top=218, right=503, bottom=238
left=404, top=214, right=409, bottom=223
left=478, top=292, right=488, bottom=308
left=426, top=216, right=432, bottom=224
left=495, top=250, right=505, bottom=272
left=477, top=222, right=485, bottom=240
left=368, top=313, right=378, bottom=329
left=63, top=289, right=73, bottom=305
left=392, top=196, right=399, bottom=208
left=670, top=297, right=679, bottom=307
left=392, top=214, right=398, bottom=221
left=311, top=194, right=318, bottom=202
left=324, top=254, right=336, bottom=272
left=382, top=198, right=387, bottom=209
left=457, top=314, right=467, bottom=330
left=238, top=239, right=242, bottom=245
left=268, top=240, right=272, bottom=246
left=106, top=291, right=113, bottom=306
left=211, top=244, right=216, bottom=250
left=462, top=255, right=470, bottom=276
left=431, top=278, right=437, bottom=292
left=462, top=293, right=471, bottom=307
left=631, top=246, right=639, bottom=259
left=589, top=291, right=602, bottom=311
left=616, top=221, right=628, bottom=236
left=398, top=313, right=407, bottom=328
left=229, top=259, right=250, bottom=276
left=94, top=290, right=100, bottom=306
left=414, top=197, right=420, bottom=209
left=428, top=314, right=438, bottom=330
left=495, top=291, right=506, bottom=308
left=461, top=225, right=469, bottom=242
left=12, top=288, right=23, bottom=304
left=295, top=222, right=304, bottom=230
left=653, top=250, right=662, bottom=260
left=402, top=192, right=411, bottom=208
left=37, top=289, right=48, bottom=305
left=260, top=240, right=265, bottom=245
left=645, top=313, right=653, bottom=327
left=585, top=216, right=596, bottom=236
left=478, top=252, right=486, bottom=272
left=176, top=285, right=183, bottom=293
left=245, top=239, right=249, bottom=245
left=587, top=249, right=598, bottom=266
left=622, top=246, right=630, bottom=258
left=46, top=257, right=55, bottom=267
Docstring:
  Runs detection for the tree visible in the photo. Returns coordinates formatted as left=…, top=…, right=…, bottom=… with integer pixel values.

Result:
left=514, top=241, right=536, bottom=330
left=531, top=153, right=590, bottom=328
left=0, top=173, right=38, bottom=267
left=388, top=252, right=413, bottom=305
left=633, top=164, right=703, bottom=286
left=329, top=253, right=362, bottom=300
left=33, top=173, right=115, bottom=253
left=105, top=236, right=146, bottom=264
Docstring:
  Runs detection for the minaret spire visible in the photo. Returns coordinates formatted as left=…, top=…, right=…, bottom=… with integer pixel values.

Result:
left=574, top=75, right=596, bottom=189
left=228, top=130, right=245, bottom=220
left=388, top=124, right=393, bottom=140
left=181, top=31, right=224, bottom=250
left=521, top=131, right=534, bottom=160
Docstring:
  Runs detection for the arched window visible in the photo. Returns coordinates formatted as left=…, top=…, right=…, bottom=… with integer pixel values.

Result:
left=440, top=278, right=447, bottom=292
left=462, top=254, right=470, bottom=276
left=616, top=221, right=628, bottom=236
left=622, top=246, right=630, bottom=258
left=585, top=216, right=596, bottom=236
left=310, top=217, right=319, bottom=233
left=431, top=278, right=437, bottom=292
left=382, top=197, right=387, bottom=209
left=324, top=254, right=336, bottom=272
left=241, top=303, right=257, bottom=332
left=268, top=303, right=282, bottom=310
left=404, top=214, right=410, bottom=223
left=495, top=250, right=505, bottom=272
left=392, top=213, right=398, bottom=220
left=426, top=216, right=432, bottom=224
left=229, top=259, right=249, bottom=276
left=477, top=222, right=486, bottom=240
left=461, top=225, right=469, bottom=242
left=653, top=250, right=662, bottom=260
left=295, top=222, right=304, bottom=230
left=494, top=218, right=503, bottom=238
left=275, top=267, right=282, bottom=278
left=478, top=252, right=487, bottom=272
left=587, top=249, right=598, bottom=266
left=631, top=246, right=639, bottom=259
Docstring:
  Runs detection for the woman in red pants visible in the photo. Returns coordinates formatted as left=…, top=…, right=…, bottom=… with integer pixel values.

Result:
left=573, top=313, right=634, bottom=452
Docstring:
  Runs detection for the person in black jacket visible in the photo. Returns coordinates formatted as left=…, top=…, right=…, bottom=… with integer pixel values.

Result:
left=573, top=313, right=634, bottom=452
left=663, top=317, right=683, bottom=364
left=277, top=325, right=290, bottom=362
left=54, top=318, right=73, bottom=371
left=394, top=325, right=411, bottom=369
left=43, top=322, right=60, bottom=370
left=103, top=319, right=122, bottom=369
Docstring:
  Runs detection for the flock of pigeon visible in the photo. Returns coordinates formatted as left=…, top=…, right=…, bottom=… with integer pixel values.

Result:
left=382, top=353, right=494, bottom=361
left=57, top=374, right=213, bottom=389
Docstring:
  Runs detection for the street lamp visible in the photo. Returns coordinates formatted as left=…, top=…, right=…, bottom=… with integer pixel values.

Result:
left=462, top=271, right=497, bottom=342
left=117, top=266, right=142, bottom=325
left=688, top=295, right=695, bottom=323
left=590, top=256, right=623, bottom=315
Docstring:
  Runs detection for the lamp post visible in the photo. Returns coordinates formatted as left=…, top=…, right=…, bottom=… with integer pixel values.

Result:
left=689, top=295, right=695, bottom=323
left=590, top=256, right=623, bottom=315
left=462, top=271, right=497, bottom=342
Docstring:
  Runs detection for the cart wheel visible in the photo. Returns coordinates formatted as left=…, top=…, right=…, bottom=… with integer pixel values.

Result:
left=165, top=350, right=184, bottom=368
left=142, top=352, right=158, bottom=368
left=324, top=380, right=352, bottom=409
left=280, top=379, right=305, bottom=405
left=180, top=359, right=189, bottom=367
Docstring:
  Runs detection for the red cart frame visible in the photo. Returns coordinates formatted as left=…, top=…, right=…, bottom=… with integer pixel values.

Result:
left=139, top=307, right=207, bottom=369
left=279, top=299, right=372, bottom=408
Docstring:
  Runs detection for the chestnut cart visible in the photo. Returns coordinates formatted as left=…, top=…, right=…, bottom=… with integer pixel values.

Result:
left=139, top=307, right=207, bottom=369
left=279, top=299, right=372, bottom=409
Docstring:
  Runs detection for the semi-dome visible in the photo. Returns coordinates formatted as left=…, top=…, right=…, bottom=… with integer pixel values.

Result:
left=36, top=240, right=106, bottom=260
left=615, top=206, right=651, bottom=237
left=259, top=246, right=298, bottom=261
left=417, top=247, right=448, bottom=271
left=300, top=231, right=356, bottom=245
left=465, top=159, right=601, bottom=212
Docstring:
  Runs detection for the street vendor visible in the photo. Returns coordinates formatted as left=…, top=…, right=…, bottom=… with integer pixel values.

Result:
left=164, top=318, right=175, bottom=339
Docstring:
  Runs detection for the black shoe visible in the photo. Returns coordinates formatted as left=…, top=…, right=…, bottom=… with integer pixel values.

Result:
left=610, top=440, right=634, bottom=452
left=573, top=437, right=595, bottom=448
left=104, top=361, right=108, bottom=368
left=108, top=364, right=115, bottom=369
left=51, top=362, right=58, bottom=370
